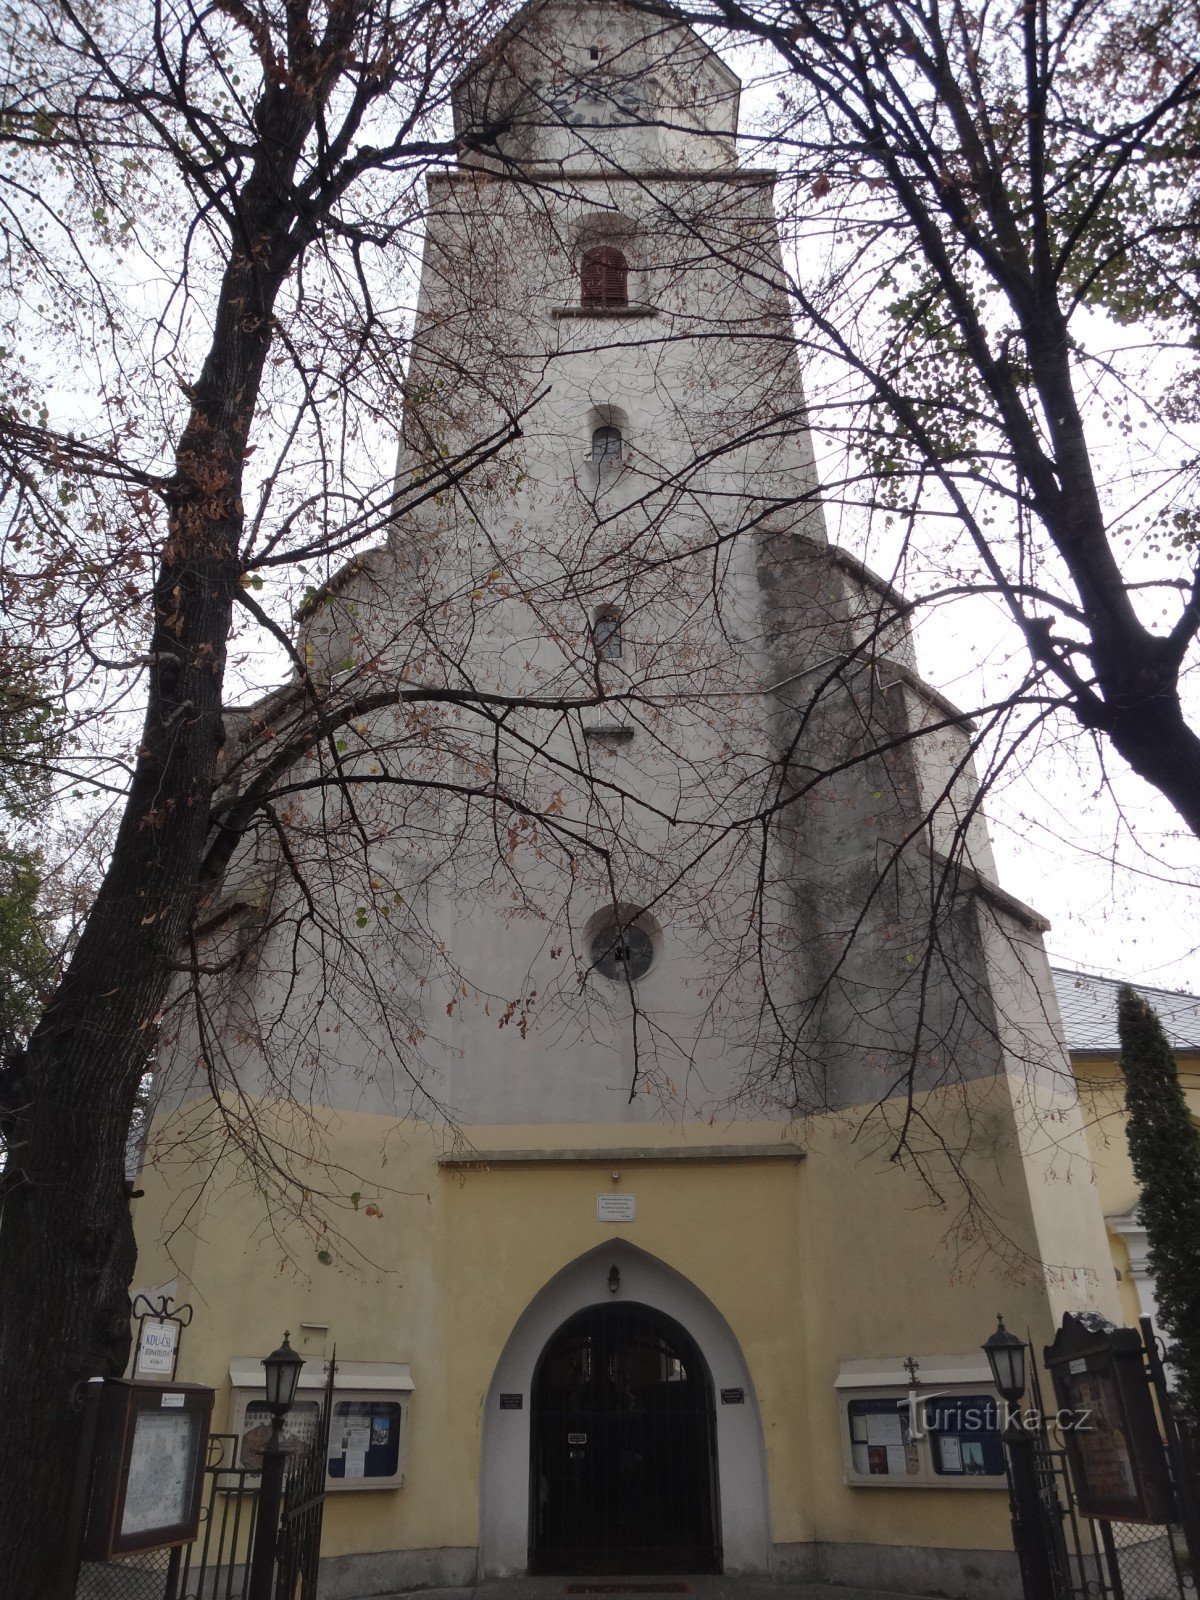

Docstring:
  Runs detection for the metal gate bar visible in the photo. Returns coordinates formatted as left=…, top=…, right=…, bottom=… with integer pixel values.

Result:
left=171, top=1435, right=258, bottom=1600
left=1019, top=1322, right=1197, bottom=1600
left=530, top=1301, right=720, bottom=1575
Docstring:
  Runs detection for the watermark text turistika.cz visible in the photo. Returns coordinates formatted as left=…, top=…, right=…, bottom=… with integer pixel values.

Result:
left=905, top=1392, right=1093, bottom=1439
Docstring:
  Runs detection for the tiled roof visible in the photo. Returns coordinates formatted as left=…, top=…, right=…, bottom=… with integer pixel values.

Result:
left=1051, top=967, right=1200, bottom=1053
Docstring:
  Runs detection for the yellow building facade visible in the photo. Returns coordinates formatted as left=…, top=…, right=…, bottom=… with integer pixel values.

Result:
left=129, top=7, right=1154, bottom=1598
left=1056, top=968, right=1200, bottom=1335
left=134, top=1084, right=1122, bottom=1599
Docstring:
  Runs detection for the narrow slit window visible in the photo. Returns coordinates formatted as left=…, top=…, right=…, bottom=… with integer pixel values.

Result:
left=580, top=245, right=629, bottom=308
left=591, top=425, right=623, bottom=473
left=593, top=609, right=623, bottom=661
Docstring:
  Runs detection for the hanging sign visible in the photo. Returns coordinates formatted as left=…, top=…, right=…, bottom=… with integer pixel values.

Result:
left=134, top=1318, right=179, bottom=1379
left=130, top=1292, right=192, bottom=1383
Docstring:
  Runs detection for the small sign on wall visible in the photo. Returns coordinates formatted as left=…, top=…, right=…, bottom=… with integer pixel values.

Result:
left=130, top=1293, right=191, bottom=1384
left=134, top=1318, right=179, bottom=1379
left=597, top=1193, right=636, bottom=1222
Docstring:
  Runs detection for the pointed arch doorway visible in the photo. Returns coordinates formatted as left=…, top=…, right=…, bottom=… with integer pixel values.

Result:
left=479, top=1242, right=771, bottom=1578
left=530, top=1301, right=720, bottom=1574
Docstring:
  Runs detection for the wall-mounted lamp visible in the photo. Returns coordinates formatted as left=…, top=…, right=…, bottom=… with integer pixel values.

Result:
left=607, top=1264, right=620, bottom=1295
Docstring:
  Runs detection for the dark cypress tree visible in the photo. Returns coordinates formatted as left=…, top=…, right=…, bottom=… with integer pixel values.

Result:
left=1118, top=985, right=1200, bottom=1427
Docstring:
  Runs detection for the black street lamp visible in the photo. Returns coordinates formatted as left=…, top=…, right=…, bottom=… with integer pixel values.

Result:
left=982, top=1316, right=1056, bottom=1600
left=984, top=1314, right=1028, bottom=1403
left=247, top=1333, right=305, bottom=1600
left=262, top=1331, right=305, bottom=1415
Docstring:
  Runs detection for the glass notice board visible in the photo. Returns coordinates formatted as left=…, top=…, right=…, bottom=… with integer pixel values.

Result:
left=83, top=1380, right=214, bottom=1558
left=120, top=1407, right=205, bottom=1537
left=328, top=1399, right=404, bottom=1481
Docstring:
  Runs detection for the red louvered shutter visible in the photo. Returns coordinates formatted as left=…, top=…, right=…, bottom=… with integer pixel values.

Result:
left=580, top=246, right=629, bottom=307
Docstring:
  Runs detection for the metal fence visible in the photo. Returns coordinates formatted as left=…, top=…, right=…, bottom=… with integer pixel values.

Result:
left=1107, top=1521, right=1194, bottom=1600
left=76, top=1550, right=174, bottom=1600
left=75, top=1435, right=260, bottom=1600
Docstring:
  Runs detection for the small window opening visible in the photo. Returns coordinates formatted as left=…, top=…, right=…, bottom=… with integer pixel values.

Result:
left=589, top=45, right=600, bottom=60
left=592, top=425, right=623, bottom=473
left=581, top=245, right=629, bottom=308
left=593, top=608, right=623, bottom=661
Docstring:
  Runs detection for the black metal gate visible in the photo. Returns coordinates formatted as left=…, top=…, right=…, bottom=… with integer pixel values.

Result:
left=76, top=1360, right=335, bottom=1600
left=273, top=1354, right=336, bottom=1599
left=173, top=1434, right=260, bottom=1600
left=529, top=1302, right=720, bottom=1575
left=1015, top=1320, right=1198, bottom=1600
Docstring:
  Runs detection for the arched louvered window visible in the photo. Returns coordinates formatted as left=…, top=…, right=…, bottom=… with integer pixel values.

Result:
left=593, top=608, right=623, bottom=661
left=592, top=425, right=623, bottom=473
left=580, top=245, right=629, bottom=308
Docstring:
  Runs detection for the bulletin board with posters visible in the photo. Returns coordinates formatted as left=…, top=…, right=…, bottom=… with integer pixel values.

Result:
left=326, top=1398, right=406, bottom=1483
left=228, top=1358, right=412, bottom=1492
left=1044, top=1313, right=1173, bottom=1524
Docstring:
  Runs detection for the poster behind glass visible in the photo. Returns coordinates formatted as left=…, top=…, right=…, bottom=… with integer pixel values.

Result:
left=328, top=1399, right=403, bottom=1482
left=120, top=1408, right=204, bottom=1538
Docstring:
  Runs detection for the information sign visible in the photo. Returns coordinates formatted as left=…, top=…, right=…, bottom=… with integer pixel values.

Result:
left=134, top=1317, right=179, bottom=1378
left=84, top=1379, right=214, bottom=1558
left=1044, top=1312, right=1173, bottom=1523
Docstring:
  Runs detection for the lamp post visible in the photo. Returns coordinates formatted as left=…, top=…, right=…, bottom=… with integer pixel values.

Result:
left=983, top=1316, right=1057, bottom=1600
left=247, top=1332, right=305, bottom=1600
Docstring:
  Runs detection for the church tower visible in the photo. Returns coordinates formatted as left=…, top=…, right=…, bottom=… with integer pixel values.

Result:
left=134, top=4, right=1119, bottom=1593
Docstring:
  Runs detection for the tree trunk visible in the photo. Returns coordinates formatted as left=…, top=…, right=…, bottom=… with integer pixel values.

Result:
left=0, top=157, right=298, bottom=1599
left=1098, top=682, right=1200, bottom=838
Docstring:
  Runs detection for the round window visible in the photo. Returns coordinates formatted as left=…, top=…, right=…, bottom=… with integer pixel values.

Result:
left=589, top=921, right=654, bottom=981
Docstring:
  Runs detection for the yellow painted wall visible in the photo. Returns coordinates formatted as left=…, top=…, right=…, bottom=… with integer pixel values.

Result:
left=1074, top=1049, right=1200, bottom=1305
left=1074, top=1051, right=1200, bottom=1218
left=132, top=1068, right=1123, bottom=1569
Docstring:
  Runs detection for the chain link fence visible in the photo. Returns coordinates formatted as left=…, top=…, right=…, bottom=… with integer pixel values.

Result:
left=76, top=1549, right=173, bottom=1600
left=1108, top=1521, right=1196, bottom=1600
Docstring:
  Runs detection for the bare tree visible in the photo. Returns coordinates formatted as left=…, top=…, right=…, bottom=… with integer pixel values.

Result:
left=0, top=0, right=563, bottom=1585
left=0, top=0, right=1182, bottom=1591
left=642, top=0, right=1200, bottom=835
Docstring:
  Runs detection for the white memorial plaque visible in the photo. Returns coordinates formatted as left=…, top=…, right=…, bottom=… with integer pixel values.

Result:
left=596, top=1193, right=636, bottom=1222
left=134, top=1317, right=179, bottom=1378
